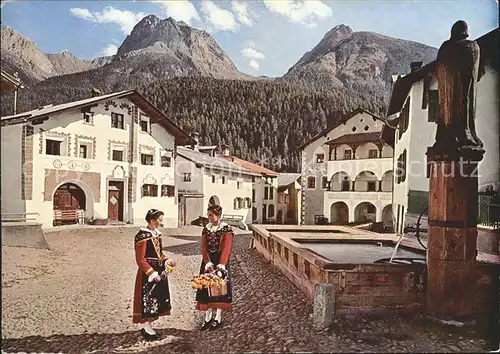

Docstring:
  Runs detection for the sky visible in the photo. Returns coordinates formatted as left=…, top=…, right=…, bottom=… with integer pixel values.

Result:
left=1, top=0, right=498, bottom=77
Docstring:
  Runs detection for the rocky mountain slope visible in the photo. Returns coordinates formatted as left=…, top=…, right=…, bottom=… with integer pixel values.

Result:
left=281, top=24, right=438, bottom=94
left=0, top=26, right=110, bottom=84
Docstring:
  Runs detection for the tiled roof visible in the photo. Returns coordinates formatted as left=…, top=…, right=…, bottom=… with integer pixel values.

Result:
left=277, top=173, right=301, bottom=187
left=177, top=147, right=260, bottom=176
left=220, top=156, right=278, bottom=176
left=0, top=90, right=195, bottom=146
left=324, top=132, right=382, bottom=145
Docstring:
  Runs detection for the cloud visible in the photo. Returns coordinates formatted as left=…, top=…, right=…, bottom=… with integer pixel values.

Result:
left=241, top=46, right=266, bottom=60
left=70, top=6, right=146, bottom=35
left=241, top=42, right=266, bottom=71
left=102, top=44, right=118, bottom=56
left=231, top=0, right=253, bottom=26
left=156, top=0, right=200, bottom=24
left=249, top=59, right=260, bottom=70
left=263, top=0, right=332, bottom=27
left=201, top=1, right=238, bottom=32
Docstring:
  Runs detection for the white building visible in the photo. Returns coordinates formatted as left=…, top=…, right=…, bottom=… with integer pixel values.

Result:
left=176, top=142, right=259, bottom=226
left=299, top=108, right=394, bottom=225
left=1, top=89, right=194, bottom=228
left=382, top=28, right=499, bottom=234
left=277, top=173, right=301, bottom=225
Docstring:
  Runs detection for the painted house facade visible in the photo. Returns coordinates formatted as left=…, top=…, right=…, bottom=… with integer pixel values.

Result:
left=382, top=28, right=500, bottom=234
left=176, top=143, right=259, bottom=226
left=277, top=173, right=301, bottom=225
left=299, top=108, right=394, bottom=225
left=219, top=147, right=278, bottom=224
left=1, top=90, right=194, bottom=228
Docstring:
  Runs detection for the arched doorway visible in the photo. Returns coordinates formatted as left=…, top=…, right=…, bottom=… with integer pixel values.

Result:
left=53, top=183, right=86, bottom=225
left=354, top=202, right=377, bottom=223
left=382, top=205, right=393, bottom=225
left=330, top=202, right=349, bottom=224
left=208, top=195, right=220, bottom=209
left=277, top=209, right=284, bottom=224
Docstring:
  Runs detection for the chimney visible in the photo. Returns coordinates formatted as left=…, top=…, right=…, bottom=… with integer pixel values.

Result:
left=410, top=61, right=423, bottom=73
left=221, top=143, right=230, bottom=156
left=190, top=132, right=199, bottom=150
left=91, top=88, right=102, bottom=97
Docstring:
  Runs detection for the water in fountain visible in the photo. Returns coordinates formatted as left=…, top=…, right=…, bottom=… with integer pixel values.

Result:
left=301, top=242, right=425, bottom=264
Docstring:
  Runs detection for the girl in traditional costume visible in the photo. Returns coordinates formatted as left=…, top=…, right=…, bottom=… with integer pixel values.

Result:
left=133, top=209, right=172, bottom=340
left=195, top=205, right=234, bottom=330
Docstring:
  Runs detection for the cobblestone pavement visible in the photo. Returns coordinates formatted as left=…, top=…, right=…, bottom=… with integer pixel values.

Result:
left=1, top=227, right=496, bottom=353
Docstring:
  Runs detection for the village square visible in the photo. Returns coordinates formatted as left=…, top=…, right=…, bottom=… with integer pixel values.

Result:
left=1, top=0, right=499, bottom=353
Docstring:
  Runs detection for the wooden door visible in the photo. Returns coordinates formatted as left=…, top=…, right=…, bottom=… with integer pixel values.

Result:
left=338, top=205, right=348, bottom=224
left=54, top=184, right=85, bottom=210
left=108, top=190, right=120, bottom=221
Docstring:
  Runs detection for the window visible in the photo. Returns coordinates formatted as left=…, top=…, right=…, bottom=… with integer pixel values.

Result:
left=183, top=173, right=191, bottom=182
left=278, top=194, right=284, bottom=204
left=252, top=176, right=256, bottom=183
left=369, top=149, right=378, bottom=159
left=111, top=112, right=124, bottom=129
left=140, top=119, right=149, bottom=133
left=79, top=144, right=88, bottom=159
left=322, top=176, right=329, bottom=189
left=45, top=139, right=61, bottom=156
left=341, top=180, right=350, bottom=191
left=142, top=184, right=158, bottom=197
left=398, top=97, right=410, bottom=139
left=344, top=150, right=352, bottom=160
left=264, top=187, right=269, bottom=200
left=161, top=185, right=175, bottom=197
left=141, top=153, right=154, bottom=166
left=245, top=198, right=251, bottom=208
left=396, top=150, right=407, bottom=184
left=269, top=187, right=274, bottom=200
left=212, top=175, right=216, bottom=183
left=234, top=198, right=240, bottom=210
left=268, top=204, right=275, bottom=218
left=285, top=195, right=290, bottom=204
left=112, top=150, right=124, bottom=162
left=237, top=181, right=241, bottom=189
left=316, top=154, right=325, bottom=163
left=222, top=176, right=227, bottom=184
left=252, top=189, right=256, bottom=202
left=367, top=181, right=377, bottom=192
left=428, top=90, right=439, bottom=122
left=252, top=207, right=257, bottom=221
left=83, top=112, right=94, bottom=124
left=367, top=204, right=376, bottom=214
left=307, top=177, right=316, bottom=189
left=160, top=156, right=171, bottom=167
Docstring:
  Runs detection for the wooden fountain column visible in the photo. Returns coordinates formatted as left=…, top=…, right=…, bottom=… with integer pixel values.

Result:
left=425, top=20, right=485, bottom=321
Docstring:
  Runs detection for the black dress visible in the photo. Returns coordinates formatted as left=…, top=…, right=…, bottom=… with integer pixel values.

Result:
left=195, top=223, right=234, bottom=311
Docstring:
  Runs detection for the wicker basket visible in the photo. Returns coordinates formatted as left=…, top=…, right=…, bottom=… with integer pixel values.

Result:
left=208, top=281, right=228, bottom=297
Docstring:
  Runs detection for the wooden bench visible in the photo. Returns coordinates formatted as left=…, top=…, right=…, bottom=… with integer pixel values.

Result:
left=2, top=212, right=39, bottom=223
left=53, top=209, right=85, bottom=226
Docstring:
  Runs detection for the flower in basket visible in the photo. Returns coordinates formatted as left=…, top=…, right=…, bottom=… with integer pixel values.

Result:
left=191, top=270, right=226, bottom=290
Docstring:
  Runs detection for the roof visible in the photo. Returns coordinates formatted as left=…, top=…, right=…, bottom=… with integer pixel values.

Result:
left=219, top=155, right=278, bottom=177
left=324, top=132, right=382, bottom=146
left=0, top=90, right=195, bottom=146
left=298, top=107, right=383, bottom=150
left=1, top=69, right=22, bottom=94
left=177, top=147, right=261, bottom=176
left=277, top=173, right=301, bottom=187
left=386, top=27, right=499, bottom=119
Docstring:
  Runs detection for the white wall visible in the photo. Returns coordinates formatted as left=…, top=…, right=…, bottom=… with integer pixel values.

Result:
left=4, top=97, right=180, bottom=228
left=302, top=111, right=394, bottom=225
left=1, top=124, right=25, bottom=214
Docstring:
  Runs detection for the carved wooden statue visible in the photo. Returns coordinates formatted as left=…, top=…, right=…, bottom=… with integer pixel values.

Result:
left=430, top=20, right=485, bottom=160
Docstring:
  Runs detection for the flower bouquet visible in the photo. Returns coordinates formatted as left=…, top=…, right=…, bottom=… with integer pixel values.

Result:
left=164, top=259, right=177, bottom=276
left=191, top=267, right=228, bottom=297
